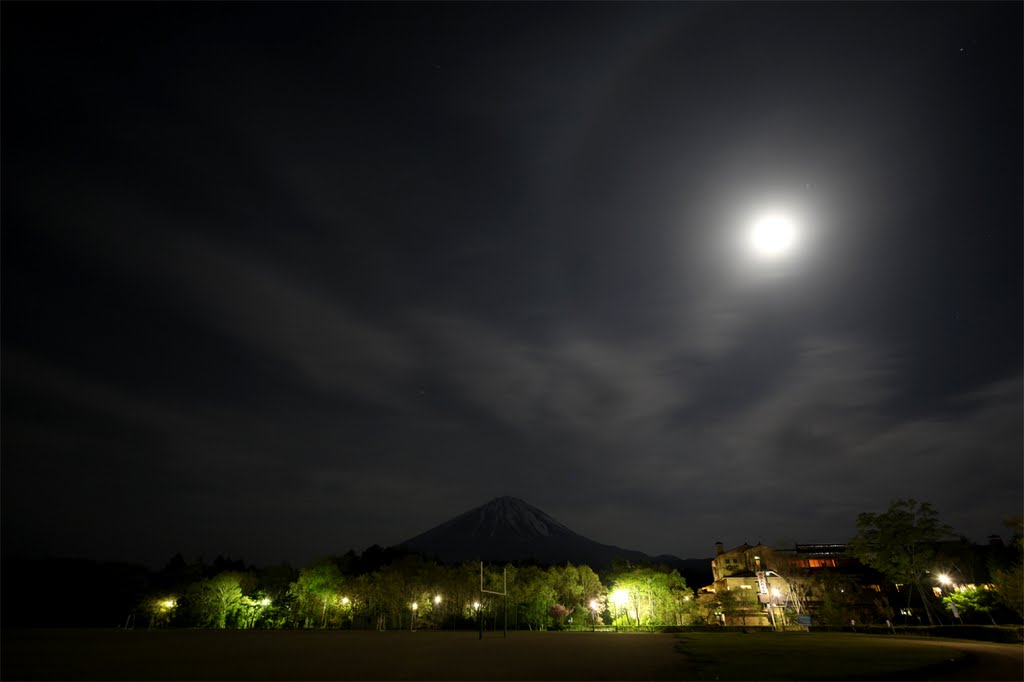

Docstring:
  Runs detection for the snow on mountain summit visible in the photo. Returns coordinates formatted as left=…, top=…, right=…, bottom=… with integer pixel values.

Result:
left=398, top=496, right=660, bottom=567
left=472, top=496, right=574, bottom=539
left=397, top=496, right=707, bottom=579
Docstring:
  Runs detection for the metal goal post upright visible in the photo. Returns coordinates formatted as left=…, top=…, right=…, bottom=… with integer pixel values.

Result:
left=479, top=562, right=508, bottom=639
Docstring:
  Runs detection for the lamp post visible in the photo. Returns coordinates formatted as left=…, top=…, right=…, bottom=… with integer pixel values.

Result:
left=936, top=574, right=963, bottom=624
left=411, top=602, right=418, bottom=631
left=589, top=600, right=599, bottom=632
left=763, top=570, right=800, bottom=630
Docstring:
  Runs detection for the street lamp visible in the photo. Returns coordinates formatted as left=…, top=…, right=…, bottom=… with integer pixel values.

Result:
left=762, top=571, right=798, bottom=630
left=411, top=602, right=418, bottom=631
left=589, top=599, right=599, bottom=632
left=935, top=573, right=963, bottom=624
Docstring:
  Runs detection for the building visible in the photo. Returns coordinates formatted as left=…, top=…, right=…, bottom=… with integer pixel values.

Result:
left=698, top=541, right=885, bottom=627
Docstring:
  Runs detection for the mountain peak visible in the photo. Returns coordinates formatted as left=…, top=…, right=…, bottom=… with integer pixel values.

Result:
left=470, top=497, right=574, bottom=539
left=400, top=496, right=644, bottom=566
left=397, top=497, right=711, bottom=583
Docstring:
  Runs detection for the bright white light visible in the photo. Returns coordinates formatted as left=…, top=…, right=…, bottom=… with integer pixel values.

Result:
left=434, top=595, right=442, bottom=604
left=411, top=602, right=418, bottom=611
left=938, top=574, right=952, bottom=585
left=473, top=601, right=481, bottom=611
left=260, top=598, right=271, bottom=606
left=611, top=589, right=628, bottom=605
left=341, top=597, right=350, bottom=605
left=589, top=599, right=598, bottom=611
left=750, top=214, right=796, bottom=257
left=771, top=588, right=782, bottom=598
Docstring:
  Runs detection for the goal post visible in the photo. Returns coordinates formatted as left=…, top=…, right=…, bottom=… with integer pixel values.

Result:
left=479, top=562, right=507, bottom=639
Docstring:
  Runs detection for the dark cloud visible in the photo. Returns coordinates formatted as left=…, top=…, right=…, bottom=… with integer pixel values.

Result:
left=3, top=2, right=1020, bottom=567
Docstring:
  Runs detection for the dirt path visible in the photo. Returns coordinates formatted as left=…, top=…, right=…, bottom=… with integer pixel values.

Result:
left=905, top=638, right=1023, bottom=681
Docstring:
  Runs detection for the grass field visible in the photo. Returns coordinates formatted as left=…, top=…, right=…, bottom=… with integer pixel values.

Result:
left=675, top=632, right=969, bottom=680
left=2, top=628, right=1019, bottom=680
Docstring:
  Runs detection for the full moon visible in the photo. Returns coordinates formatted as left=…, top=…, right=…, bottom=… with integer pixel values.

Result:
left=750, top=214, right=797, bottom=257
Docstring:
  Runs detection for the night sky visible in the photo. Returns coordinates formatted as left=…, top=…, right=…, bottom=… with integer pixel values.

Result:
left=3, top=2, right=1021, bottom=569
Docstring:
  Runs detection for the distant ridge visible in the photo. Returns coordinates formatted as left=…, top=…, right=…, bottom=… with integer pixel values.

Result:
left=397, top=496, right=711, bottom=583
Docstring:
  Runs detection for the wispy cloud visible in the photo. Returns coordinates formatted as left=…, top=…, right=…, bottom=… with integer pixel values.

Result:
left=415, top=312, right=690, bottom=439
left=168, top=236, right=416, bottom=405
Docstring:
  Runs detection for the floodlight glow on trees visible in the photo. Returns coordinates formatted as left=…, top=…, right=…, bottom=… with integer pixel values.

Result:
left=589, top=599, right=599, bottom=611
left=260, top=598, right=271, bottom=606
left=611, top=589, right=628, bottom=605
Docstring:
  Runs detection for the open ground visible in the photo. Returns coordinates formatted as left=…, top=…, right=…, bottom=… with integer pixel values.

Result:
left=1, top=629, right=1021, bottom=681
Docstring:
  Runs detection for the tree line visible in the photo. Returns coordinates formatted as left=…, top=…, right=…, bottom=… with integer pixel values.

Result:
left=2, top=500, right=1020, bottom=629
left=137, top=553, right=699, bottom=631
left=0, top=548, right=699, bottom=630
left=845, top=500, right=1023, bottom=626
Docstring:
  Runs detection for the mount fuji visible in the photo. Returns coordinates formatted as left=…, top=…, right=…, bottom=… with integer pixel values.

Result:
left=398, top=496, right=710, bottom=582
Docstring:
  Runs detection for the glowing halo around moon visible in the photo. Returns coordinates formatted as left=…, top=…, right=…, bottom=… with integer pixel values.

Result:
left=750, top=213, right=797, bottom=258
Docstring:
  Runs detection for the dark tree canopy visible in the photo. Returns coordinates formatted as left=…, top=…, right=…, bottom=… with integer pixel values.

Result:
left=848, top=499, right=954, bottom=583
left=847, top=499, right=955, bottom=625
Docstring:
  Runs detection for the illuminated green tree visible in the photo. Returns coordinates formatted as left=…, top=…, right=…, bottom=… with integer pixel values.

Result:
left=441, top=562, right=483, bottom=626
left=509, top=564, right=556, bottom=630
left=289, top=560, right=346, bottom=628
left=608, top=565, right=695, bottom=626
left=187, top=572, right=245, bottom=628
left=576, top=565, right=606, bottom=609
left=547, top=564, right=584, bottom=617
left=368, top=555, right=439, bottom=630
left=942, top=586, right=1001, bottom=624
left=847, top=499, right=953, bottom=625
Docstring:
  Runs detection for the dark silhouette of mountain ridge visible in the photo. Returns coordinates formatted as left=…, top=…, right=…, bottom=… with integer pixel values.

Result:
left=398, top=496, right=711, bottom=583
